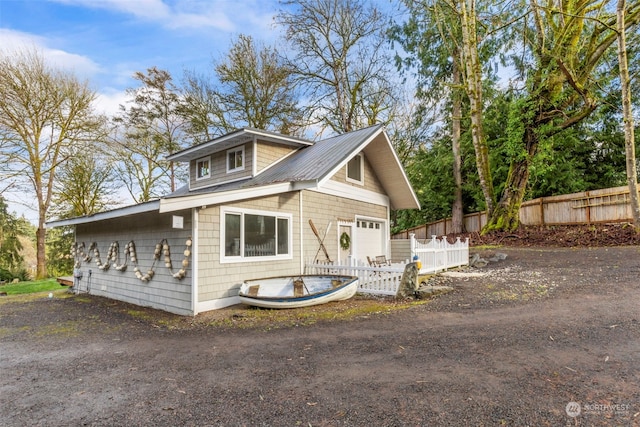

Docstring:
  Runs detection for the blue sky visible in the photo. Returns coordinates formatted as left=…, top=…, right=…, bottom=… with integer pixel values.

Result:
left=0, top=0, right=293, bottom=221
left=0, top=0, right=402, bottom=222
left=0, top=0, right=286, bottom=114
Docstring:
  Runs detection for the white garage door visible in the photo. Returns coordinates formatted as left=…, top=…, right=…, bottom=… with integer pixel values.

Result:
left=356, top=219, right=384, bottom=259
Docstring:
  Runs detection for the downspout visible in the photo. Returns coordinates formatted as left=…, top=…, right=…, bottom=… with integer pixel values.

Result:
left=252, top=136, right=258, bottom=176
left=191, top=208, right=199, bottom=315
left=386, top=204, right=391, bottom=257
left=299, top=190, right=304, bottom=274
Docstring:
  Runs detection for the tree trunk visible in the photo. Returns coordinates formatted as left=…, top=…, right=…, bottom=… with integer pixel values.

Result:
left=451, top=53, right=464, bottom=233
left=459, top=0, right=495, bottom=217
left=36, top=223, right=47, bottom=279
left=486, top=117, right=538, bottom=232
left=170, top=161, right=176, bottom=193
left=488, top=158, right=530, bottom=232
left=617, top=0, right=640, bottom=230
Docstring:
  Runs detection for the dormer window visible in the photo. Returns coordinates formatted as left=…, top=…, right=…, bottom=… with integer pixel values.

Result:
left=227, top=146, right=245, bottom=172
left=196, top=156, right=210, bottom=180
left=346, top=154, right=363, bottom=185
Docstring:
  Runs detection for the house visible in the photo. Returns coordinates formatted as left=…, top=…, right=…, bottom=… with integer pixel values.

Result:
left=46, top=125, right=420, bottom=315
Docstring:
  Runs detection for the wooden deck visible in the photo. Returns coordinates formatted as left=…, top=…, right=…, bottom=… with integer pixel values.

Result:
left=56, top=276, right=74, bottom=286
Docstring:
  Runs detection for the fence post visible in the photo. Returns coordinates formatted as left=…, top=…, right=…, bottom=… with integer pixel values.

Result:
left=410, top=233, right=416, bottom=259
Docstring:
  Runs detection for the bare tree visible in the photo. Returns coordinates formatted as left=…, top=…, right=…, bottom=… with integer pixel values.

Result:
left=111, top=125, right=172, bottom=203
left=51, top=143, right=118, bottom=218
left=181, top=70, right=228, bottom=143
left=391, top=0, right=503, bottom=232
left=451, top=53, right=465, bottom=233
left=113, top=67, right=187, bottom=199
left=181, top=35, right=305, bottom=140
left=0, top=49, right=102, bottom=278
left=215, top=35, right=304, bottom=134
left=277, top=0, right=396, bottom=134
left=617, top=0, right=640, bottom=230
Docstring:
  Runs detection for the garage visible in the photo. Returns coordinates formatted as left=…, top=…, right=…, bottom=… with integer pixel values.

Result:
left=355, top=219, right=385, bottom=260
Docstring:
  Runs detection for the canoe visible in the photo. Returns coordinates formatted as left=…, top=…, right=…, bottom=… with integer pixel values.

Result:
left=238, top=275, right=358, bottom=309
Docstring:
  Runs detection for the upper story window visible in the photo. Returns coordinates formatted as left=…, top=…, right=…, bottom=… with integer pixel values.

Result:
left=227, top=146, right=245, bottom=172
left=346, top=153, right=363, bottom=185
left=196, top=156, right=211, bottom=180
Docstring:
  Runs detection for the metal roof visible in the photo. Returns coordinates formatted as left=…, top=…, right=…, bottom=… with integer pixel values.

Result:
left=48, top=125, right=419, bottom=227
left=162, top=124, right=420, bottom=210
left=46, top=200, right=161, bottom=227
left=250, top=125, right=383, bottom=185
left=167, top=127, right=313, bottom=162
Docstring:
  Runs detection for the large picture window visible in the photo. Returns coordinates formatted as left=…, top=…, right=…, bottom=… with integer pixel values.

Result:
left=227, top=146, right=244, bottom=172
left=221, top=207, right=291, bottom=262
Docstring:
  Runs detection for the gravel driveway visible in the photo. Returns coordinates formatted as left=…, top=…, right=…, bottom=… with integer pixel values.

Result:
left=1, top=246, right=639, bottom=426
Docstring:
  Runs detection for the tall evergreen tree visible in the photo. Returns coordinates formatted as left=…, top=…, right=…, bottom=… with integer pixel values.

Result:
left=487, top=0, right=640, bottom=231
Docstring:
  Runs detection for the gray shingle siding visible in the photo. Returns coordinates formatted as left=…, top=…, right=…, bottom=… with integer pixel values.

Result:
left=74, top=210, right=193, bottom=315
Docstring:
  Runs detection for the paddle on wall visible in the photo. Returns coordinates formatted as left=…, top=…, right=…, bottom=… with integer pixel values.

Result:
left=309, top=219, right=332, bottom=263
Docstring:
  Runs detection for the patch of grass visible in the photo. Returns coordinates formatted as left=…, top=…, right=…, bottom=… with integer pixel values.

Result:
left=484, top=283, right=551, bottom=303
left=127, top=309, right=153, bottom=320
left=34, top=321, right=82, bottom=337
left=472, top=244, right=503, bottom=250
left=200, top=297, right=429, bottom=330
left=0, top=288, right=72, bottom=305
left=0, top=278, right=66, bottom=295
left=0, top=325, right=31, bottom=339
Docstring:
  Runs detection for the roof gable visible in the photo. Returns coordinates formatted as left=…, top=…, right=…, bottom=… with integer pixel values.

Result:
left=48, top=125, right=420, bottom=227
left=162, top=124, right=419, bottom=211
left=167, top=127, right=313, bottom=162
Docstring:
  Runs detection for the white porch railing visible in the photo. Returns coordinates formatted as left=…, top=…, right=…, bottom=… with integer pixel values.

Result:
left=305, top=234, right=469, bottom=296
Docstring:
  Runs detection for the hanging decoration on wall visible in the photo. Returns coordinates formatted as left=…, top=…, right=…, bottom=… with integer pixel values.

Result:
left=72, top=237, right=192, bottom=282
left=339, top=232, right=351, bottom=250
left=72, top=242, right=92, bottom=264
left=88, top=241, right=114, bottom=271
left=112, top=241, right=130, bottom=271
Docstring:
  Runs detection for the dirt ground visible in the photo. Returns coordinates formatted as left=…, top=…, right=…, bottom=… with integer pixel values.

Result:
left=2, top=227, right=640, bottom=426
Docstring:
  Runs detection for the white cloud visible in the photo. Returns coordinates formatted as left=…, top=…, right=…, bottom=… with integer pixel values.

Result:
left=94, top=89, right=128, bottom=116
left=0, top=29, right=102, bottom=79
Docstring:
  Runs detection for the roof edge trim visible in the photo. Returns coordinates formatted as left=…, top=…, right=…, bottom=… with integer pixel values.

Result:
left=46, top=200, right=161, bottom=228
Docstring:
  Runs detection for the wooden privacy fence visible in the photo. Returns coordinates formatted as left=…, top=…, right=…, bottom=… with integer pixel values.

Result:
left=392, top=185, right=639, bottom=238
left=519, top=185, right=637, bottom=225
left=393, top=212, right=487, bottom=239
left=306, top=235, right=469, bottom=296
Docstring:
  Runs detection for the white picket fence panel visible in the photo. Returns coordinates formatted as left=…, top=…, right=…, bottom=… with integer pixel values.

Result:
left=305, top=259, right=404, bottom=296
left=412, top=234, right=469, bottom=274
left=305, top=235, right=469, bottom=296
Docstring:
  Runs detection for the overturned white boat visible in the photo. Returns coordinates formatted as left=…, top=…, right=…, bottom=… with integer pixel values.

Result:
left=238, top=275, right=358, bottom=309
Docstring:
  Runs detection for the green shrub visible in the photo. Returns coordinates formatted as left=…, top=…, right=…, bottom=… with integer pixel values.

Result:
left=11, top=268, right=31, bottom=282
left=0, top=268, right=12, bottom=282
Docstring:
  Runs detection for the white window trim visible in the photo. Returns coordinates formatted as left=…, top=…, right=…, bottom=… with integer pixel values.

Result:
left=346, top=153, right=364, bottom=185
left=195, top=156, right=211, bottom=181
left=226, top=146, right=245, bottom=173
left=220, top=206, right=293, bottom=264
